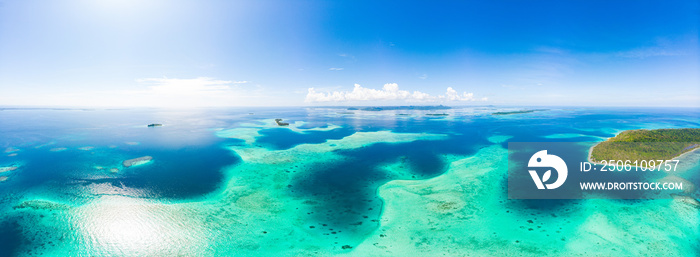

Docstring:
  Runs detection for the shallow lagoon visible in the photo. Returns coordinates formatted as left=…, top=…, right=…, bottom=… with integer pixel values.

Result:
left=0, top=107, right=698, bottom=256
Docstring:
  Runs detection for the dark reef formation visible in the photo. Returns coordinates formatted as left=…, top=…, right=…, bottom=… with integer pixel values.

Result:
left=275, top=119, right=290, bottom=126
left=13, top=200, right=70, bottom=211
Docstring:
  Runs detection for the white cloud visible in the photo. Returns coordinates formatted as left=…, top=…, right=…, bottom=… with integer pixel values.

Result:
left=118, top=77, right=265, bottom=107
left=418, top=74, right=428, bottom=79
left=444, top=87, right=474, bottom=101
left=136, top=77, right=234, bottom=96
left=534, top=46, right=567, bottom=54
left=305, top=83, right=485, bottom=103
left=615, top=38, right=695, bottom=59
left=329, top=67, right=344, bottom=71
left=338, top=53, right=355, bottom=59
left=616, top=47, right=685, bottom=59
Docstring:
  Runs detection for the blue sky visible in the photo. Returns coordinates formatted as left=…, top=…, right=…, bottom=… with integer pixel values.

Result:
left=0, top=0, right=698, bottom=107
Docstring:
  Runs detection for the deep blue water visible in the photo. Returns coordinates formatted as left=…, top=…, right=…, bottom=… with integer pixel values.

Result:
left=256, top=127, right=357, bottom=150
left=0, top=109, right=246, bottom=200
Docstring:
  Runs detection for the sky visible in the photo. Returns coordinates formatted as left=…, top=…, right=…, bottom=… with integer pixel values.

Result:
left=0, top=0, right=698, bottom=107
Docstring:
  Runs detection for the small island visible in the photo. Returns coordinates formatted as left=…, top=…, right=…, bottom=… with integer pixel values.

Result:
left=275, top=119, right=289, bottom=126
left=122, top=156, right=153, bottom=167
left=425, top=113, right=449, bottom=116
left=589, top=128, right=700, bottom=163
left=491, top=109, right=548, bottom=115
left=147, top=123, right=163, bottom=127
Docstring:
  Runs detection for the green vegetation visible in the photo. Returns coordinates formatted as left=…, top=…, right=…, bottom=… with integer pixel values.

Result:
left=491, top=109, right=547, bottom=115
left=274, top=118, right=289, bottom=126
left=590, top=128, right=700, bottom=162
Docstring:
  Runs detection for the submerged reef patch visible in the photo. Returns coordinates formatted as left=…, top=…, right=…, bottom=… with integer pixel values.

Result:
left=14, top=200, right=70, bottom=211
left=4, top=147, right=19, bottom=153
left=671, top=194, right=700, bottom=208
left=350, top=143, right=700, bottom=256
left=216, top=119, right=343, bottom=145
left=0, top=166, right=18, bottom=173
left=122, top=156, right=153, bottom=168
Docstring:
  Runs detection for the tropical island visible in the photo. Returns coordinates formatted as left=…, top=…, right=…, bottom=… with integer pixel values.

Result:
left=589, top=128, right=700, bottom=163
left=122, top=156, right=153, bottom=168
left=491, top=109, right=548, bottom=115
left=274, top=118, right=290, bottom=126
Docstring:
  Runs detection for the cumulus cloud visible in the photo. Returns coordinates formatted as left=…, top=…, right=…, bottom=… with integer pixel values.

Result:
left=305, top=83, right=486, bottom=103
left=444, top=87, right=475, bottom=101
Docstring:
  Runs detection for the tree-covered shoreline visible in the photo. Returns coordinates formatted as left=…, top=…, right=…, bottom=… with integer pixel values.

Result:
left=590, top=128, right=700, bottom=162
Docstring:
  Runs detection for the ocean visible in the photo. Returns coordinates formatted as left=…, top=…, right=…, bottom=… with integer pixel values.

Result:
left=0, top=106, right=698, bottom=256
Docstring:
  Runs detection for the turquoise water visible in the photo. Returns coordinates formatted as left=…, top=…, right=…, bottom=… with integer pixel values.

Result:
left=0, top=107, right=698, bottom=256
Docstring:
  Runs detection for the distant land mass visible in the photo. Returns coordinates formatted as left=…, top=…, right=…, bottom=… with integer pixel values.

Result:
left=590, top=128, right=700, bottom=163
left=491, top=109, right=548, bottom=115
left=346, top=105, right=451, bottom=111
